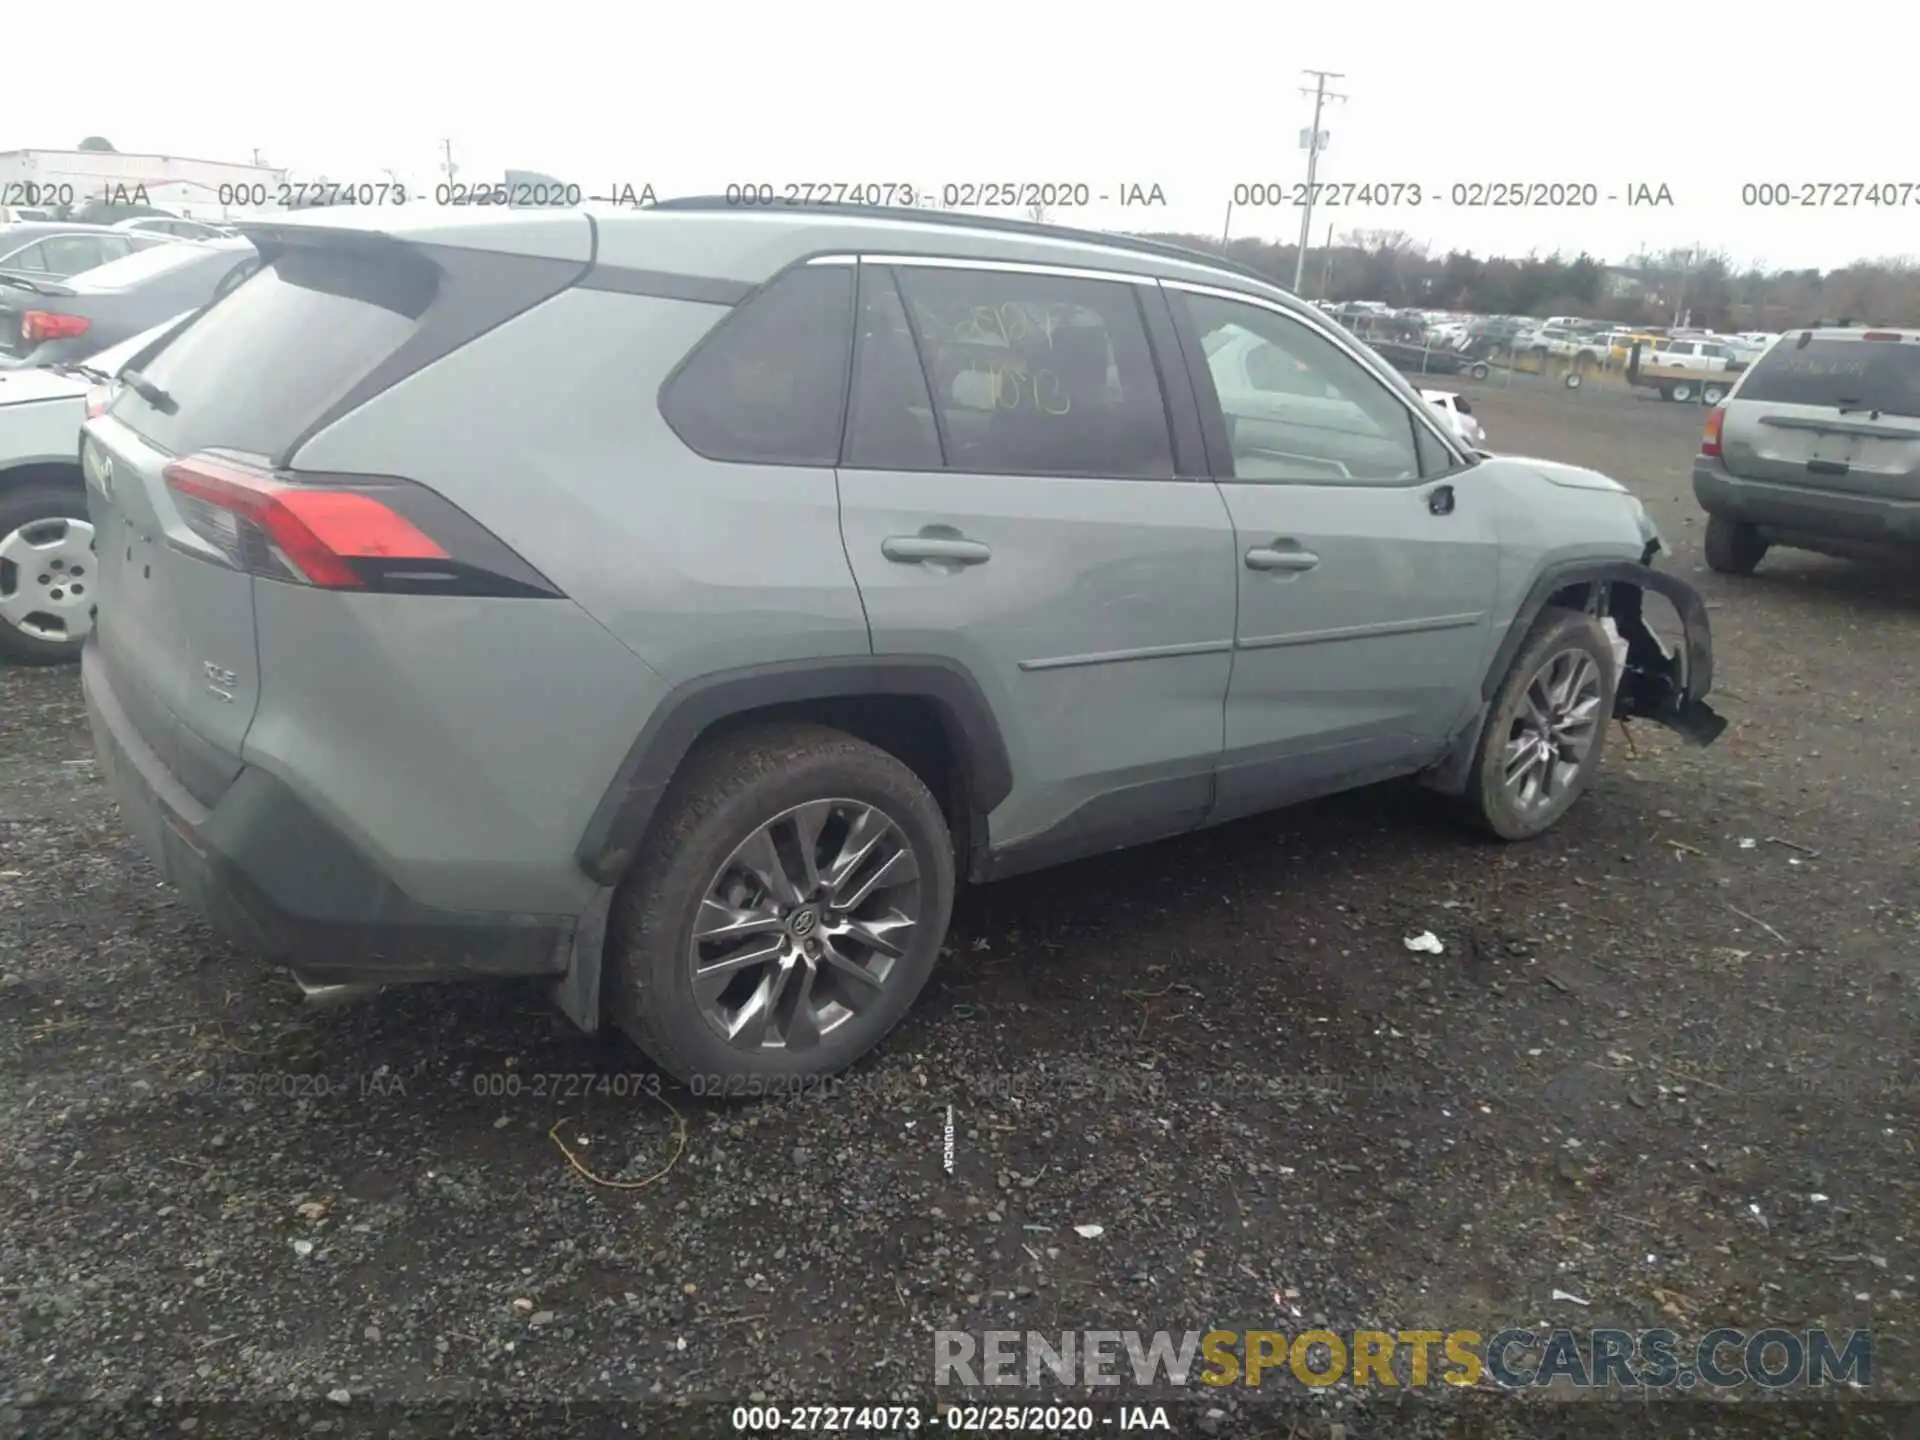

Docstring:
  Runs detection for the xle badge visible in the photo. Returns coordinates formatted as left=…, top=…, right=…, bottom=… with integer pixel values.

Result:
left=203, top=661, right=237, bottom=702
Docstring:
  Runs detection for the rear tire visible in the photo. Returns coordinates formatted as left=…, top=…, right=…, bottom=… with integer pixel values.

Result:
left=1461, top=607, right=1616, bottom=841
left=606, top=722, right=956, bottom=1085
left=1702, top=382, right=1728, bottom=405
left=1704, top=513, right=1768, bottom=575
left=1469, top=362, right=1490, bottom=381
left=0, top=484, right=94, bottom=666
left=1670, top=380, right=1695, bottom=403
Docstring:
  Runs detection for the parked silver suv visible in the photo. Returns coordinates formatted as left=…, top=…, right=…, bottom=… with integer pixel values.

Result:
left=79, top=201, right=1725, bottom=1082
left=1694, top=326, right=1920, bottom=574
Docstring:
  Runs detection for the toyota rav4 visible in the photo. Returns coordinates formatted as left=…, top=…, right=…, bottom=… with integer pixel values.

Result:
left=79, top=200, right=1725, bottom=1083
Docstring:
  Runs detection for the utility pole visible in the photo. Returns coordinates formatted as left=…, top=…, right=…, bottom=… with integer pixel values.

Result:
left=1319, top=222, right=1335, bottom=298
left=1293, top=70, right=1348, bottom=294
left=440, top=139, right=458, bottom=188
left=1221, top=199, right=1233, bottom=245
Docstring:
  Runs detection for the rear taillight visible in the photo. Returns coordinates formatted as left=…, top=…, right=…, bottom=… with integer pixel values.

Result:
left=1701, top=406, right=1725, bottom=458
left=161, top=452, right=561, bottom=598
left=21, top=311, right=89, bottom=345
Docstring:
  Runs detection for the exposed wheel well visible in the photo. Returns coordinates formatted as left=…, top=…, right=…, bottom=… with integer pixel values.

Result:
left=681, top=696, right=969, bottom=861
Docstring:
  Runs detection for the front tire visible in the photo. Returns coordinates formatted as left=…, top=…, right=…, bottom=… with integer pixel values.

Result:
left=1670, top=380, right=1695, bottom=403
left=1462, top=608, right=1616, bottom=841
left=606, top=723, right=956, bottom=1084
left=0, top=485, right=96, bottom=665
left=1704, top=513, right=1768, bottom=575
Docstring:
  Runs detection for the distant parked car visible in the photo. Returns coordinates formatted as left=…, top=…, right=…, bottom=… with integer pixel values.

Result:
left=0, top=221, right=171, bottom=282
left=1694, top=326, right=1920, bottom=575
left=113, top=215, right=236, bottom=242
left=1422, top=389, right=1485, bottom=447
left=0, top=311, right=194, bottom=661
left=0, top=237, right=257, bottom=369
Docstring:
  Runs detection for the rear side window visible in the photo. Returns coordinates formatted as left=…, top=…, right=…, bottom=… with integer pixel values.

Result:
left=891, top=265, right=1174, bottom=479
left=660, top=265, right=855, bottom=466
left=111, top=244, right=437, bottom=457
left=1735, top=337, right=1920, bottom=418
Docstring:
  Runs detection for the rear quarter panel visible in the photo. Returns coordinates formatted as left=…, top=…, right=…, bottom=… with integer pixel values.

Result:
left=0, top=391, right=86, bottom=473
left=274, top=287, right=871, bottom=912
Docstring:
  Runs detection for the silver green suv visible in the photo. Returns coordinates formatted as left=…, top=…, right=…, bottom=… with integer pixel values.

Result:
left=78, top=199, right=1725, bottom=1083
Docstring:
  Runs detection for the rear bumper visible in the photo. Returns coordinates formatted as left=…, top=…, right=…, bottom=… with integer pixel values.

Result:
left=1693, top=458, right=1920, bottom=544
left=81, top=641, right=574, bottom=985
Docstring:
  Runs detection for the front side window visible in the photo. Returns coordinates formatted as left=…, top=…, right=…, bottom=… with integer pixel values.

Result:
left=660, top=264, right=855, bottom=467
left=890, top=265, right=1174, bottom=479
left=1180, top=290, right=1432, bottom=484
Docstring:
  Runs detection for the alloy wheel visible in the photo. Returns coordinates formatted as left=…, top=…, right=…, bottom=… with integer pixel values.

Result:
left=1501, top=648, right=1605, bottom=818
left=688, top=799, right=922, bottom=1053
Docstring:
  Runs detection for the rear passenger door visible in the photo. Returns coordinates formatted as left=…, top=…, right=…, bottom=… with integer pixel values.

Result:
left=834, top=257, right=1238, bottom=866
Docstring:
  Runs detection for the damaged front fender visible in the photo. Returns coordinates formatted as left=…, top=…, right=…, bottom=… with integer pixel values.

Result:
left=1605, top=566, right=1728, bottom=746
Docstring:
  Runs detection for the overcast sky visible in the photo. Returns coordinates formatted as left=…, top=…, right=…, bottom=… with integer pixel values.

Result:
left=19, top=2, right=1913, bottom=272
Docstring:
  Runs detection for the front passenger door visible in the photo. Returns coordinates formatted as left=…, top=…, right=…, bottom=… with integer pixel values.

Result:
left=1166, top=283, right=1501, bottom=826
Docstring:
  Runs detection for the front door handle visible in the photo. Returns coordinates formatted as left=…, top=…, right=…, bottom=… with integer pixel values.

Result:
left=881, top=535, right=992, bottom=566
left=1245, top=543, right=1320, bottom=573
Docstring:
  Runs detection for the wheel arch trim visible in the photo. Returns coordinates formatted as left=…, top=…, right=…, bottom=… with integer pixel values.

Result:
left=574, top=654, right=1014, bottom=887
left=1484, top=558, right=1718, bottom=714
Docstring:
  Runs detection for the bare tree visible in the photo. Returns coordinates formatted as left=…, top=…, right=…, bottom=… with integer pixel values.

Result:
left=1026, top=203, right=1049, bottom=225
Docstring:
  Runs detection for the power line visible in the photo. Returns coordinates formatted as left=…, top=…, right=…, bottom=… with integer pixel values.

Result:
left=1293, top=70, right=1349, bottom=295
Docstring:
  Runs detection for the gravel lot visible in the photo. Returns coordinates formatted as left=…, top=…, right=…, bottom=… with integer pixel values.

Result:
left=2, top=381, right=1914, bottom=1439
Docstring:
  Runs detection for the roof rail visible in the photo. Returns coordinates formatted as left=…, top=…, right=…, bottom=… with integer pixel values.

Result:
left=642, top=195, right=1292, bottom=294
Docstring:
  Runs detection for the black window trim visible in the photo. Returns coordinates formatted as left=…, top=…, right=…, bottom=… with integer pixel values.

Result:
left=868, top=261, right=953, bottom=469
left=836, top=251, right=1191, bottom=484
left=1162, top=277, right=1472, bottom=486
left=654, top=252, right=859, bottom=470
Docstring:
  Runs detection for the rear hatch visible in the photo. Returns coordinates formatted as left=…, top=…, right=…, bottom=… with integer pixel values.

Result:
left=83, top=237, right=444, bottom=804
left=1720, top=332, right=1920, bottom=503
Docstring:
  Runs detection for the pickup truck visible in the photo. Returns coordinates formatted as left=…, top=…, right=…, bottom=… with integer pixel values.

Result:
left=1514, top=325, right=1610, bottom=371
left=1624, top=338, right=1745, bottom=403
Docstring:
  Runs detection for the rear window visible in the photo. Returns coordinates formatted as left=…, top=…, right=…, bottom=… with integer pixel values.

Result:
left=110, top=244, right=436, bottom=457
left=1735, top=337, right=1920, bottom=418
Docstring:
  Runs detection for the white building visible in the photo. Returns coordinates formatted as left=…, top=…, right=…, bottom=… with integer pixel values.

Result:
left=0, top=148, right=286, bottom=218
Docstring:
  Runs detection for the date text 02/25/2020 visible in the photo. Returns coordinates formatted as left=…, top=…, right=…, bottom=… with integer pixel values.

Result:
left=1228, top=181, right=1676, bottom=208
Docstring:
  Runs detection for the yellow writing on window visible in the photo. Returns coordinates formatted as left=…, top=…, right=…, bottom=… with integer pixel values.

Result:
left=958, top=361, right=1072, bottom=415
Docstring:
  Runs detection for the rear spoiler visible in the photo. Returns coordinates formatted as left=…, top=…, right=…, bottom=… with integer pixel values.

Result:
left=0, top=272, right=76, bottom=298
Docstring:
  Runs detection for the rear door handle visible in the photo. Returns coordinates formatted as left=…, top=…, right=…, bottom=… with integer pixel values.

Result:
left=1245, top=543, right=1320, bottom=572
left=881, top=536, right=992, bottom=566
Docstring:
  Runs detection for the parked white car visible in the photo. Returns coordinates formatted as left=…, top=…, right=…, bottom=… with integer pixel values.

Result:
left=1421, top=389, right=1485, bottom=448
left=0, top=311, right=192, bottom=662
